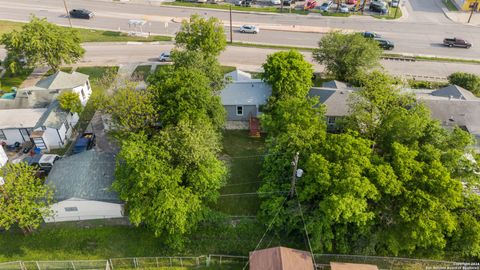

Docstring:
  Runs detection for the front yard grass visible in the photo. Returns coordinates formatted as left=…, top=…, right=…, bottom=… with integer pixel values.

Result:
left=131, top=65, right=152, bottom=81
left=0, top=20, right=172, bottom=43
left=214, top=130, right=265, bottom=216
left=0, top=68, right=33, bottom=93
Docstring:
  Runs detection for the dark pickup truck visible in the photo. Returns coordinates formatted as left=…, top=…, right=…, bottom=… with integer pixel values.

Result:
left=443, top=38, right=472, bottom=48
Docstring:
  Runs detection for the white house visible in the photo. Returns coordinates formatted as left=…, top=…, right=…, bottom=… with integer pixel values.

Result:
left=221, top=69, right=271, bottom=121
left=0, top=71, right=90, bottom=150
left=0, top=145, right=7, bottom=167
left=44, top=150, right=123, bottom=222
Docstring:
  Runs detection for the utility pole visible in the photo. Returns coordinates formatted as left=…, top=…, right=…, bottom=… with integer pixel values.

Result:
left=290, top=152, right=300, bottom=197
left=281, top=0, right=284, bottom=13
left=468, top=0, right=478, bottom=23
left=229, top=5, right=233, bottom=43
left=62, top=0, right=73, bottom=28
left=361, top=0, right=367, bottom=14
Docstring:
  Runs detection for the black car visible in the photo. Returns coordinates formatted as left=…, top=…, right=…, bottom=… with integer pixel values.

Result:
left=375, top=38, right=394, bottom=50
left=369, top=1, right=388, bottom=14
left=362, top=31, right=381, bottom=39
left=443, top=37, right=472, bottom=48
left=69, top=9, right=94, bottom=19
left=283, top=0, right=295, bottom=6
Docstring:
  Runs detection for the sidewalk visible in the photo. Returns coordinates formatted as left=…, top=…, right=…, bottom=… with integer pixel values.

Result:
left=442, top=9, right=480, bottom=26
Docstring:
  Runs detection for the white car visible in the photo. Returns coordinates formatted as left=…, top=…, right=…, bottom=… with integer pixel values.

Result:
left=391, top=0, right=399, bottom=7
left=158, top=51, right=172, bottom=62
left=271, top=0, right=281, bottom=4
left=239, top=25, right=259, bottom=34
left=339, top=3, right=349, bottom=12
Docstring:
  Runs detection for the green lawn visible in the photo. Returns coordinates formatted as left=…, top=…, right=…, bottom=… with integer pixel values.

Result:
left=0, top=20, right=172, bottom=43
left=215, top=131, right=265, bottom=216
left=0, top=68, right=33, bottom=93
left=407, top=79, right=449, bottom=89
left=163, top=2, right=279, bottom=12
left=443, top=0, right=458, bottom=11
left=131, top=65, right=152, bottom=81
left=221, top=66, right=236, bottom=75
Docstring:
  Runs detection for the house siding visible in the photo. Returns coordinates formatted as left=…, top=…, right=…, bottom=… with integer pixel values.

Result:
left=0, top=146, right=7, bottom=167
left=2, top=128, right=30, bottom=144
left=44, top=199, right=124, bottom=223
left=73, top=82, right=91, bottom=107
left=225, top=105, right=258, bottom=121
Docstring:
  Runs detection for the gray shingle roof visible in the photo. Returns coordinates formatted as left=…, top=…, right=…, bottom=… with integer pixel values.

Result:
left=46, top=150, right=120, bottom=202
left=308, top=87, right=354, bottom=117
left=321, top=80, right=351, bottom=90
left=224, top=69, right=253, bottom=81
left=34, top=100, right=69, bottom=130
left=220, top=81, right=272, bottom=105
left=430, top=85, right=476, bottom=100
left=32, top=71, right=89, bottom=91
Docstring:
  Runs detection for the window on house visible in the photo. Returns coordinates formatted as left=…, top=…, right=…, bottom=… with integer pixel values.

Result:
left=328, top=116, right=336, bottom=125
left=236, top=106, right=243, bottom=116
left=64, top=207, right=78, bottom=212
left=64, top=120, right=70, bottom=132
left=86, top=80, right=90, bottom=90
left=0, top=130, right=6, bottom=140
left=80, top=89, right=86, bottom=100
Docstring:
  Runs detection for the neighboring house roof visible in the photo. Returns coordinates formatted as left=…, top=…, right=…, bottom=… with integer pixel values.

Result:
left=249, top=247, right=314, bottom=270
left=221, top=81, right=272, bottom=106
left=430, top=85, right=476, bottom=101
left=322, top=80, right=352, bottom=90
left=309, top=87, right=354, bottom=117
left=0, top=108, right=47, bottom=129
left=330, top=262, right=379, bottom=270
left=34, top=100, right=70, bottom=130
left=225, top=69, right=255, bottom=81
left=29, top=71, right=89, bottom=91
left=46, top=150, right=120, bottom=203
left=0, top=90, right=57, bottom=109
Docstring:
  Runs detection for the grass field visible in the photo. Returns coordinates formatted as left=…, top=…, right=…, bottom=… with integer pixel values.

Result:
left=0, top=68, right=33, bottom=92
left=215, top=131, right=265, bottom=216
left=131, top=65, right=152, bottom=81
left=0, top=20, right=172, bottom=43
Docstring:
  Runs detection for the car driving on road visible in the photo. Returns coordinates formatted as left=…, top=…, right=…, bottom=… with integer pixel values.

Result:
left=443, top=37, right=472, bottom=48
left=361, top=31, right=381, bottom=38
left=69, top=9, right=94, bottom=19
left=375, top=38, right=394, bottom=50
left=239, top=25, right=260, bottom=34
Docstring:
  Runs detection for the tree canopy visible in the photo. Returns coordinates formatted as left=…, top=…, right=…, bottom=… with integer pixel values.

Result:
left=0, top=16, right=84, bottom=73
left=312, top=32, right=382, bottom=83
left=261, top=50, right=313, bottom=102
left=57, top=91, right=82, bottom=114
left=0, top=162, right=54, bottom=234
left=258, top=69, right=480, bottom=259
left=448, top=72, right=480, bottom=97
left=175, top=15, right=226, bottom=57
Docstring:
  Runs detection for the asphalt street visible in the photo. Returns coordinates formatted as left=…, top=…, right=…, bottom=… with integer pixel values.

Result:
left=0, top=0, right=480, bottom=60
left=59, top=43, right=480, bottom=78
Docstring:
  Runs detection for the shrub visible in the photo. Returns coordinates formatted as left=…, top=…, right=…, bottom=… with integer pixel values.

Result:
left=447, top=72, right=480, bottom=96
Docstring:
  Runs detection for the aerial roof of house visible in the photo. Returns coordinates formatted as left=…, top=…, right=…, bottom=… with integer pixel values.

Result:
left=249, top=247, right=314, bottom=270
left=430, top=85, right=476, bottom=101
left=0, top=108, right=47, bottom=129
left=221, top=81, right=272, bottom=106
left=34, top=100, right=71, bottom=130
left=225, top=69, right=256, bottom=82
left=321, top=80, right=352, bottom=90
left=309, top=87, right=354, bottom=117
left=330, top=262, right=379, bottom=270
left=26, top=71, right=89, bottom=91
left=46, top=150, right=120, bottom=203
left=0, top=90, right=57, bottom=110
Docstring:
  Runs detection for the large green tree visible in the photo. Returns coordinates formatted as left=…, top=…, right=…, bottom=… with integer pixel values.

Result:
left=313, top=32, right=382, bottom=82
left=261, top=50, right=313, bottom=102
left=113, top=119, right=226, bottom=247
left=0, top=16, right=84, bottom=73
left=0, top=163, right=54, bottom=234
left=175, top=14, right=226, bottom=57
left=448, top=72, right=480, bottom=97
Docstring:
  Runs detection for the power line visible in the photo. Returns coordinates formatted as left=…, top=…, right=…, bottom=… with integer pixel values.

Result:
left=219, top=191, right=288, bottom=197
left=295, top=188, right=317, bottom=268
left=241, top=193, right=290, bottom=270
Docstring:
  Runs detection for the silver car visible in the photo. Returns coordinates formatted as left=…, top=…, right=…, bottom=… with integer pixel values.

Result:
left=239, top=25, right=260, bottom=34
left=158, top=52, right=172, bottom=62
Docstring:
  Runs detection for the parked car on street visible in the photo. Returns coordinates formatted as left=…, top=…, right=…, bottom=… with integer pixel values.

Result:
left=369, top=1, right=388, bottom=14
left=69, top=9, right=94, bottom=19
left=239, top=25, right=260, bottom=34
left=375, top=38, right=395, bottom=50
left=346, top=0, right=357, bottom=4
left=361, top=31, right=381, bottom=38
left=319, top=1, right=333, bottom=11
left=391, top=0, right=399, bottom=7
left=158, top=51, right=172, bottom=62
left=271, top=0, right=281, bottom=4
left=283, top=0, right=295, bottom=6
left=235, top=0, right=244, bottom=6
left=339, top=3, right=350, bottom=12
left=443, top=37, right=472, bottom=48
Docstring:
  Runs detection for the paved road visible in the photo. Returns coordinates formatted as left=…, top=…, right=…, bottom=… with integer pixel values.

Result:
left=70, top=43, right=480, bottom=78
left=0, top=0, right=479, bottom=60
